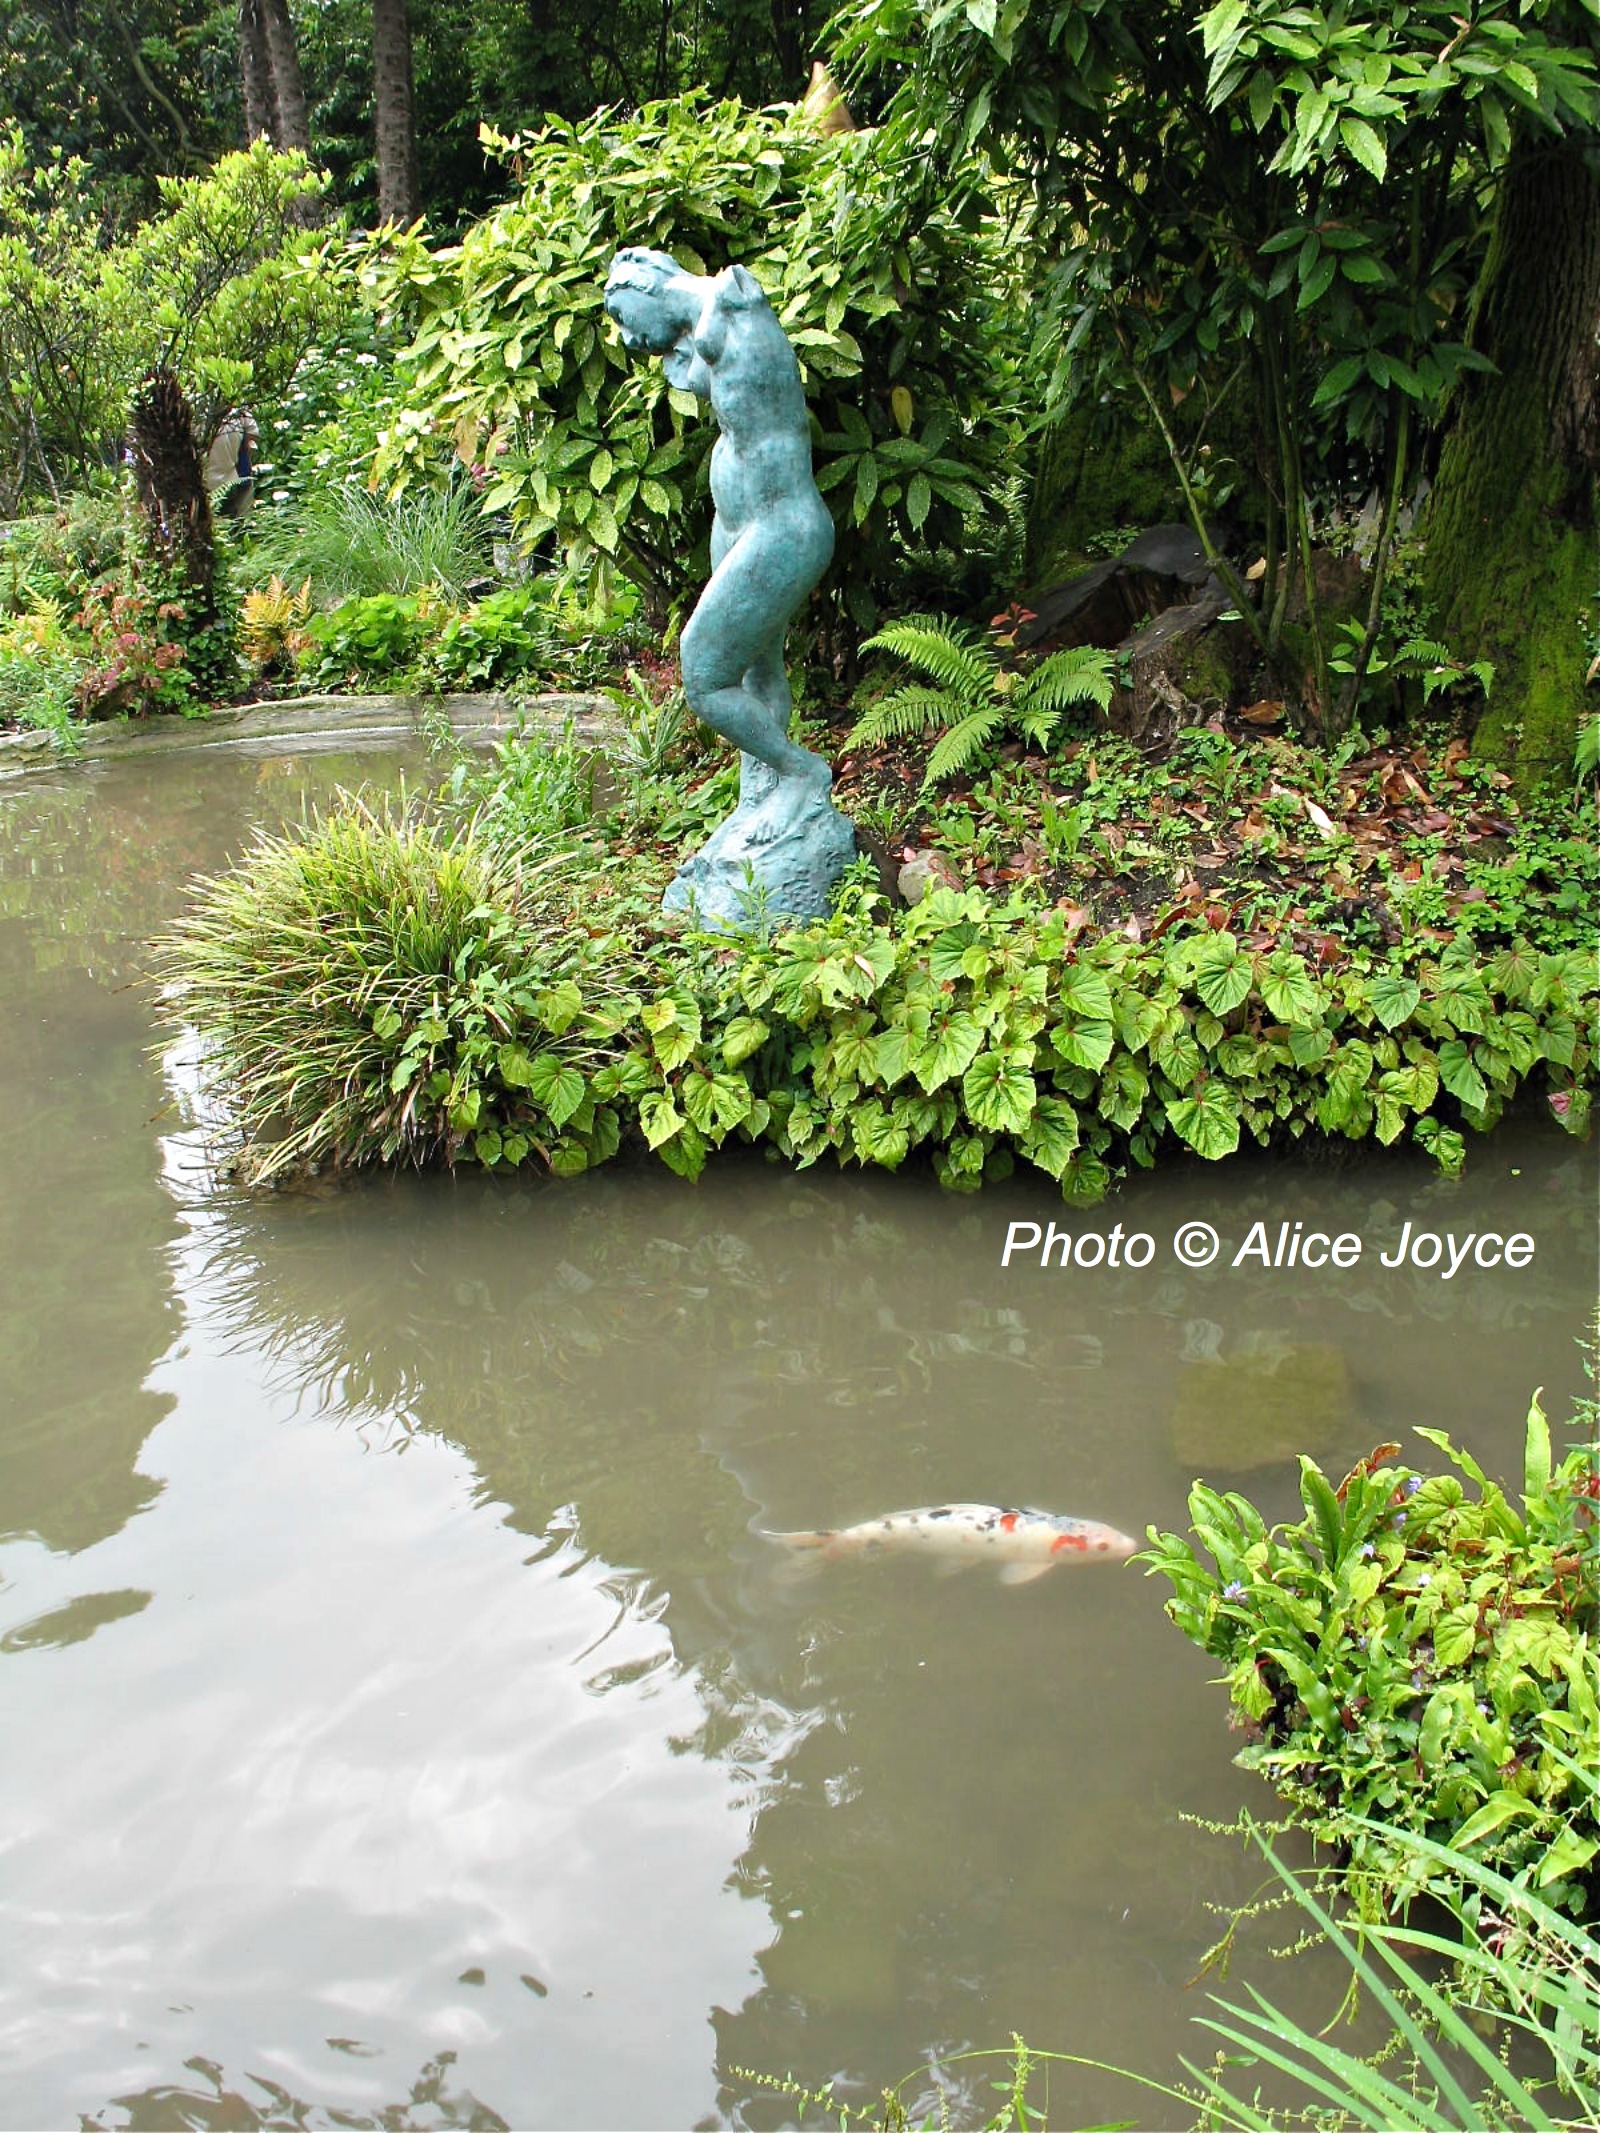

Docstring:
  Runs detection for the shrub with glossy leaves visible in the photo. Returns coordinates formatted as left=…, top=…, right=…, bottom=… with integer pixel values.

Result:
left=362, top=95, right=1026, bottom=636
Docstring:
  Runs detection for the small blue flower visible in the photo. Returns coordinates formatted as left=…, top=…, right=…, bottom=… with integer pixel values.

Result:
left=1223, top=1580, right=1246, bottom=1601
left=1360, top=1543, right=1376, bottom=1558
left=1392, top=1513, right=1406, bottom=1528
left=1416, top=1573, right=1431, bottom=1588
left=1404, top=1476, right=1423, bottom=1498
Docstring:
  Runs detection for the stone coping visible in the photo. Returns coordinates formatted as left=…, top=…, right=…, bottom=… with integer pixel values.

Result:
left=0, top=690, right=622, bottom=773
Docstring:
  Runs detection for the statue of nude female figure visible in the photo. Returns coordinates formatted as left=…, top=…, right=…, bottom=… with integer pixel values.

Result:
left=604, top=248, right=851, bottom=917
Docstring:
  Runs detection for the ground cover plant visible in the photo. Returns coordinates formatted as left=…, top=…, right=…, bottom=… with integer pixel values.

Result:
left=156, top=721, right=1597, bottom=1190
left=836, top=713, right=1600, bottom=954
left=1142, top=1386, right=1599, bottom=1926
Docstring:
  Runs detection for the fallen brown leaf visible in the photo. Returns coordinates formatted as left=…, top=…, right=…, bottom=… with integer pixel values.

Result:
left=1239, top=698, right=1285, bottom=726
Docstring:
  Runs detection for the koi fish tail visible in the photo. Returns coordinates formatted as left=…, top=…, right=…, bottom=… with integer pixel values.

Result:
left=758, top=1528, right=837, bottom=1583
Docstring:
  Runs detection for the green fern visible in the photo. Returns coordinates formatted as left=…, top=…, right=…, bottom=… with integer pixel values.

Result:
left=926, top=704, right=1004, bottom=783
left=859, top=618, right=994, bottom=695
left=848, top=614, right=1114, bottom=786
left=846, top=685, right=966, bottom=746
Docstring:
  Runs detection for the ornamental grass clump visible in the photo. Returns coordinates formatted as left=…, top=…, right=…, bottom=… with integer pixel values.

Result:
left=1141, top=1388, right=1599, bottom=1926
left=156, top=798, right=642, bottom=1181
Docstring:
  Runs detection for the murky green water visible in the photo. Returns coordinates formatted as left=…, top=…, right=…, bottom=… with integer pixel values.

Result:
left=2, top=743, right=1595, bottom=2131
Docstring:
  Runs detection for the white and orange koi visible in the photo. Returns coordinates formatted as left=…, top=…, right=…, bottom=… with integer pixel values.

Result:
left=761, top=1503, right=1138, bottom=1584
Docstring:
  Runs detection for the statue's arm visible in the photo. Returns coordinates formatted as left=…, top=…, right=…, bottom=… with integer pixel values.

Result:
left=662, top=339, right=713, bottom=397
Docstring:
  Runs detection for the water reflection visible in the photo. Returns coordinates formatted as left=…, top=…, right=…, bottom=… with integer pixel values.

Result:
left=179, top=1138, right=1596, bottom=2124
left=1, top=746, right=1594, bottom=2131
left=80, top=2047, right=511, bottom=2131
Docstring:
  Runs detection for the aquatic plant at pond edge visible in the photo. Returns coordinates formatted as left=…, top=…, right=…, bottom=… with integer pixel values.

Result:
left=156, top=804, right=1597, bottom=1190
left=745, top=1824, right=1600, bottom=2129
left=1141, top=1390, right=1599, bottom=1924
left=153, top=799, right=651, bottom=1181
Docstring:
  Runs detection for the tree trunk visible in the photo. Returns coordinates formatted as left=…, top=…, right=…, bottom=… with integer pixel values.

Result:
left=238, top=0, right=275, bottom=143
left=258, top=0, right=311, bottom=154
left=128, top=369, right=231, bottom=692
left=1424, top=137, right=1600, bottom=792
left=373, top=0, right=421, bottom=226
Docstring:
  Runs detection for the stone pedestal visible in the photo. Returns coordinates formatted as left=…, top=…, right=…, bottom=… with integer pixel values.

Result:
left=664, top=777, right=856, bottom=929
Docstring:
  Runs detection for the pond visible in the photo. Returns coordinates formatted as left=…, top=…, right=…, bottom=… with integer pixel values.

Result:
left=1, top=741, right=1595, bottom=2131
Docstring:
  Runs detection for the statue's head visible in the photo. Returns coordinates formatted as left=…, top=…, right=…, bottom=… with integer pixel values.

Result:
left=604, top=248, right=701, bottom=355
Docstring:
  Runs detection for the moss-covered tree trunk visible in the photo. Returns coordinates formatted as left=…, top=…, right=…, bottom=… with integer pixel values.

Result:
left=1424, top=138, right=1600, bottom=792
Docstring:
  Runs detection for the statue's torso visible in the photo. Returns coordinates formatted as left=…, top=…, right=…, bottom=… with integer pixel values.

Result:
left=703, top=311, right=828, bottom=547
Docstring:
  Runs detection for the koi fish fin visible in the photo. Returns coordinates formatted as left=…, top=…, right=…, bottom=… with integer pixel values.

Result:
left=759, top=1529, right=835, bottom=1585
left=997, top=1560, right=1055, bottom=1586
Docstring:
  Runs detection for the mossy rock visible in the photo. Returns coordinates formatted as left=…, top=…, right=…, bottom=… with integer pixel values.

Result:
left=1026, top=386, right=1272, bottom=584
left=1026, top=402, right=1180, bottom=582
left=1169, top=1336, right=1354, bottom=1473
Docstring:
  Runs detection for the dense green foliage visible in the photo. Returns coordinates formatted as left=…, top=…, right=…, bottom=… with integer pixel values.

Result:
left=0, top=0, right=242, bottom=204
left=295, top=580, right=638, bottom=691
left=364, top=97, right=1022, bottom=633
left=157, top=766, right=1596, bottom=1185
left=0, top=0, right=826, bottom=227
left=833, top=0, right=1600, bottom=745
left=0, top=135, right=343, bottom=510
left=1145, top=1395, right=1599, bottom=1922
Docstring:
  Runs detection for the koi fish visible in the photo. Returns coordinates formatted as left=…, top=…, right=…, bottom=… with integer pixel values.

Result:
left=760, top=1503, right=1138, bottom=1584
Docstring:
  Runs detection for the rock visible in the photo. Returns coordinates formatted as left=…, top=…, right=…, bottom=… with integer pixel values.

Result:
left=897, top=849, right=964, bottom=905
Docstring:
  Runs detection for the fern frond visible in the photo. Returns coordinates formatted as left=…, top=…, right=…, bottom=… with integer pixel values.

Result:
left=1019, top=647, right=1116, bottom=717
left=845, top=686, right=961, bottom=748
left=1015, top=704, right=1064, bottom=752
left=924, top=703, right=1003, bottom=785
left=859, top=616, right=993, bottom=699
left=1394, top=637, right=1456, bottom=669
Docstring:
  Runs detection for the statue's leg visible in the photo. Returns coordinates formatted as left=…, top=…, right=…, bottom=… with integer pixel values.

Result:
left=734, top=653, right=792, bottom=812
left=679, top=533, right=829, bottom=796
